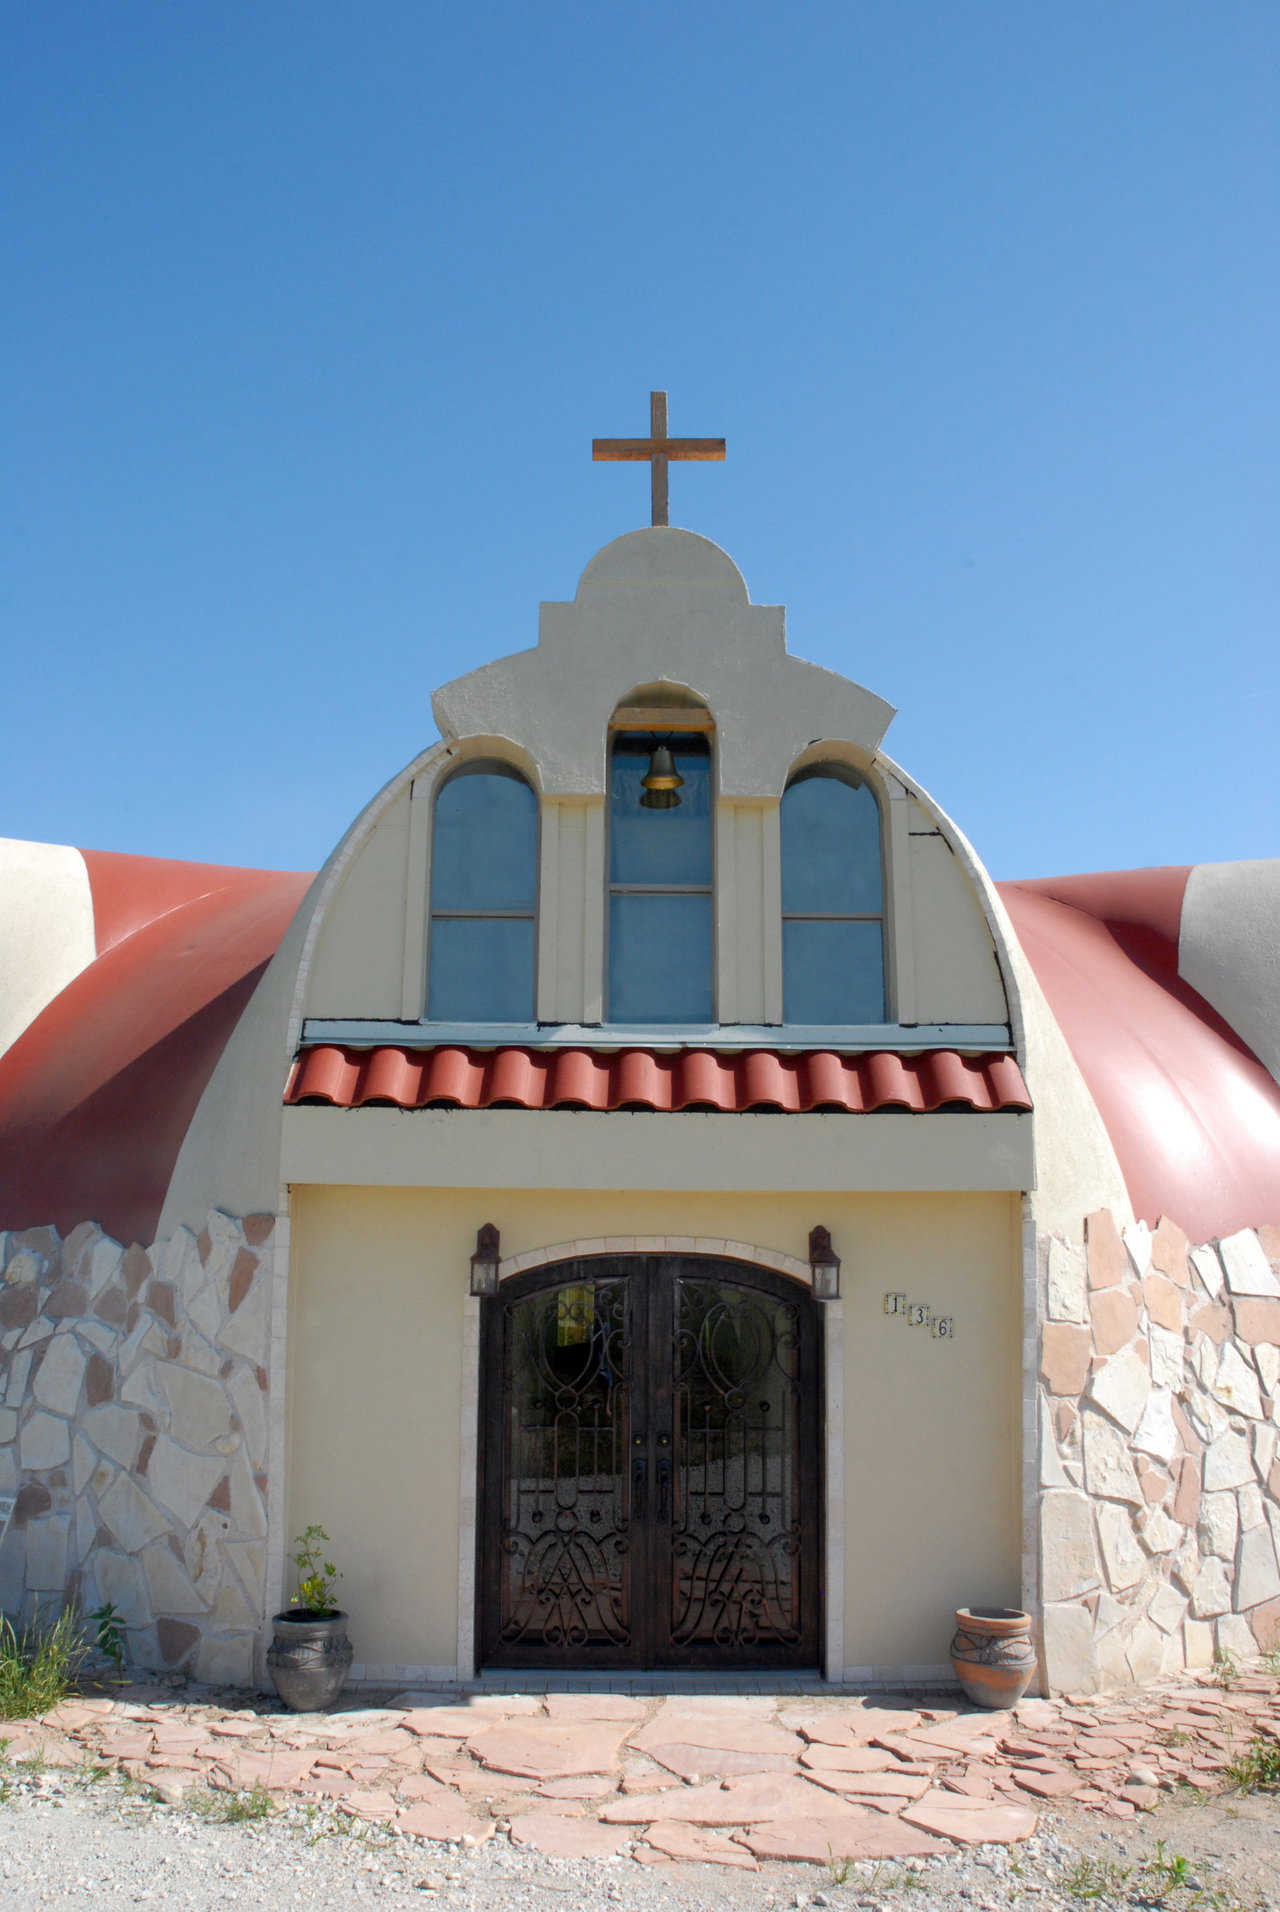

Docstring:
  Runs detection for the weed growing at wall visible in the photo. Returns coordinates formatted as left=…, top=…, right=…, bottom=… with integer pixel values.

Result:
left=0, top=1609, right=87, bottom=1720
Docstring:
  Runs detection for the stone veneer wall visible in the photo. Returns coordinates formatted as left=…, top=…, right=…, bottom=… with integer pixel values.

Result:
left=1038, top=1212, right=1280, bottom=1694
left=0, top=1211, right=274, bottom=1685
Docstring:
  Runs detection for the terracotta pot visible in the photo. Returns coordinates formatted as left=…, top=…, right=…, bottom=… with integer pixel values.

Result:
left=950, top=1605, right=1036, bottom=1709
left=266, top=1609, right=353, bottom=1712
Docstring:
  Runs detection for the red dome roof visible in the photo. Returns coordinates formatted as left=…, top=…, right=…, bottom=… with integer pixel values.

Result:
left=2, top=842, right=1276, bottom=1249
left=998, top=868, right=1280, bottom=1241
left=0, top=850, right=310, bottom=1245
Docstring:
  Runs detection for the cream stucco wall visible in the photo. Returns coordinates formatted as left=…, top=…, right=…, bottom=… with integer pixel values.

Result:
left=286, top=1184, right=1021, bottom=1678
left=836, top=1191, right=1023, bottom=1672
left=304, top=786, right=412, bottom=1019
left=905, top=805, right=1009, bottom=1025
left=292, top=753, right=1013, bottom=1036
left=287, top=532, right=1014, bottom=1035
left=287, top=1187, right=467, bottom=1672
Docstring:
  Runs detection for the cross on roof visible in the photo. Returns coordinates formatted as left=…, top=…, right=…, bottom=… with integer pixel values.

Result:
left=593, top=391, right=725, bottom=527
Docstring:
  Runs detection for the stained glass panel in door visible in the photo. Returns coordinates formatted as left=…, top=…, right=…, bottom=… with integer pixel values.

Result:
left=493, top=1276, right=633, bottom=1653
left=669, top=1275, right=806, bottom=1649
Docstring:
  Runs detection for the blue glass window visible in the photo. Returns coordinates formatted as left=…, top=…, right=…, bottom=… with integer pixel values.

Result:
left=608, top=734, right=713, bottom=1023
left=427, top=765, right=537, bottom=1019
left=781, top=770, right=885, bottom=1023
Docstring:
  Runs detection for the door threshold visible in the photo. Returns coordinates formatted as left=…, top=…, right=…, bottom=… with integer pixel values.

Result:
left=473, top=1668, right=828, bottom=1694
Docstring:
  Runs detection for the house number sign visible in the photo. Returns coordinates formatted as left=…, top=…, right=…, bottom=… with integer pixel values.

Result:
left=0, top=1494, right=15, bottom=1544
left=883, top=1292, right=955, bottom=1339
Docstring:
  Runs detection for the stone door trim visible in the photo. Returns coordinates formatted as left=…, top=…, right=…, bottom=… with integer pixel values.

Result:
left=498, top=1235, right=814, bottom=1288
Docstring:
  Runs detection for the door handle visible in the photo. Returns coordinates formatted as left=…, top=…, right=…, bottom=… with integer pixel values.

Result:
left=631, top=1446, right=647, bottom=1519
left=657, top=1455, right=672, bottom=1524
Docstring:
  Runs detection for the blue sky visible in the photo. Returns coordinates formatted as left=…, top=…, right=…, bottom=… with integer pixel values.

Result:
left=5, top=2, right=1275, bottom=879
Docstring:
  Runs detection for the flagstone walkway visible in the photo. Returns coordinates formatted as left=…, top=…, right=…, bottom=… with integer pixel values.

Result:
left=5, top=1667, right=1278, bottom=1870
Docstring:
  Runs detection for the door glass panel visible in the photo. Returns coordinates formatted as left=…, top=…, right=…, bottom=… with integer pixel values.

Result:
left=670, top=1277, right=806, bottom=1647
left=496, top=1278, right=632, bottom=1652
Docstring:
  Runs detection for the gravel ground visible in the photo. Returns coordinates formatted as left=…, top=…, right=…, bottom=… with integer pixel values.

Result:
left=1, top=1762, right=1277, bottom=1912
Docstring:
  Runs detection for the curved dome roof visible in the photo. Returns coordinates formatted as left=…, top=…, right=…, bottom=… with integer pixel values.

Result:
left=998, top=867, right=1280, bottom=1241
left=0, top=848, right=310, bottom=1243
left=1, top=841, right=1276, bottom=1249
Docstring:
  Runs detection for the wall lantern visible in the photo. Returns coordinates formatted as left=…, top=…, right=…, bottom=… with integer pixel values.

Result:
left=809, top=1225, right=841, bottom=1301
left=640, top=742, right=684, bottom=810
left=469, top=1223, right=501, bottom=1297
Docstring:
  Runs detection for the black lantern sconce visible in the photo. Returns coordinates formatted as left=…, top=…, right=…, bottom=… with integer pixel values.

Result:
left=809, top=1224, right=841, bottom=1301
left=469, top=1223, right=501, bottom=1297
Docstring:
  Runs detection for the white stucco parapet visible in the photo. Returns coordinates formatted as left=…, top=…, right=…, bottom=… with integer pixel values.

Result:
left=431, top=529, right=896, bottom=799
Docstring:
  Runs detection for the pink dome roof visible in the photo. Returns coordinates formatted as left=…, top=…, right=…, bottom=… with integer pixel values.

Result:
left=998, top=867, right=1280, bottom=1241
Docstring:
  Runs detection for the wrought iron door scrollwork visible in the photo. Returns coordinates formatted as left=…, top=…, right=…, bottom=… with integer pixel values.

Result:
left=670, top=1280, right=805, bottom=1647
left=480, top=1254, right=820, bottom=1668
left=495, top=1277, right=632, bottom=1649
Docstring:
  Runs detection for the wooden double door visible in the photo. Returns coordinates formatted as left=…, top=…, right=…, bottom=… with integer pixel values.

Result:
left=478, top=1255, right=822, bottom=1668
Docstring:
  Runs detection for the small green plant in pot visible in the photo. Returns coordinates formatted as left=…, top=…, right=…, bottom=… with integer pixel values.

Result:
left=265, top=1525, right=353, bottom=1713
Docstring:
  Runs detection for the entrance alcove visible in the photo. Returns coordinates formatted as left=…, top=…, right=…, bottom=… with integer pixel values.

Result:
left=478, top=1251, right=822, bottom=1670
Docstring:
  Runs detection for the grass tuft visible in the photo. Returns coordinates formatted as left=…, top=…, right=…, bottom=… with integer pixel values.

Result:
left=1145, top=1841, right=1195, bottom=1893
left=1223, top=1736, right=1280, bottom=1794
left=1063, top=1856, right=1133, bottom=1900
left=1209, top=1648, right=1240, bottom=1691
left=191, top=1784, right=278, bottom=1824
left=0, top=1608, right=87, bottom=1720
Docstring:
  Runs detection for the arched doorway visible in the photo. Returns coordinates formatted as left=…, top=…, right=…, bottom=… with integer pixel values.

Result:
left=478, top=1254, right=822, bottom=1668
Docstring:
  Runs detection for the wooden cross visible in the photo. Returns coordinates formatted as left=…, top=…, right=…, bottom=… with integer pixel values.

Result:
left=593, top=391, right=725, bottom=527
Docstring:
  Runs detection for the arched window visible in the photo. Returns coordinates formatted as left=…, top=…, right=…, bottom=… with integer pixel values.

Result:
left=608, top=732, right=713, bottom=1023
left=781, top=768, right=885, bottom=1023
left=427, top=764, right=537, bottom=1021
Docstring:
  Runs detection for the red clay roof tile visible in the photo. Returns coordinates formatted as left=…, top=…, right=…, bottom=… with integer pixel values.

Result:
left=284, top=1044, right=1031, bottom=1115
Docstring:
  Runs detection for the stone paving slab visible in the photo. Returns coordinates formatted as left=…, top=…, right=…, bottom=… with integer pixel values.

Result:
left=5, top=1660, right=1279, bottom=1870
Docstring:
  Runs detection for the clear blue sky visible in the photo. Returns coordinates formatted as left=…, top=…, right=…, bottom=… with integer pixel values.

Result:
left=5, top=2, right=1275, bottom=879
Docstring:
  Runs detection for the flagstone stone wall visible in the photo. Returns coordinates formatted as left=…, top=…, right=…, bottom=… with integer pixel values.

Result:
left=1037, top=1211, right=1280, bottom=1694
left=0, top=1209, right=275, bottom=1685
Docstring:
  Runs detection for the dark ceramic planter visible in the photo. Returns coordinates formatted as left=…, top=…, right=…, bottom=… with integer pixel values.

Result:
left=266, top=1609, right=353, bottom=1713
left=950, top=1605, right=1037, bottom=1709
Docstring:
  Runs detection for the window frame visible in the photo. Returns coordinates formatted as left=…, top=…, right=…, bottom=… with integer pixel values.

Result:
left=780, top=763, right=887, bottom=1025
left=605, top=728, right=716, bottom=1026
left=426, top=758, right=540, bottom=1022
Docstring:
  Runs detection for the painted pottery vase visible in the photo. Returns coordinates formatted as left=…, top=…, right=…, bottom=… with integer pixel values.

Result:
left=266, top=1609, right=353, bottom=1712
left=949, top=1605, right=1036, bottom=1709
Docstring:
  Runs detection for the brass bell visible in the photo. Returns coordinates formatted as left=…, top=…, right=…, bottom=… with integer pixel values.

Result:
left=639, top=743, right=684, bottom=810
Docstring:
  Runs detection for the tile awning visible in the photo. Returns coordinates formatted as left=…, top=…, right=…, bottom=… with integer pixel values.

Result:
left=285, top=1044, right=1032, bottom=1115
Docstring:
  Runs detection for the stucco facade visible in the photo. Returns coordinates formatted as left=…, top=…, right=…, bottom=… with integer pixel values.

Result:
left=1, top=522, right=1277, bottom=1695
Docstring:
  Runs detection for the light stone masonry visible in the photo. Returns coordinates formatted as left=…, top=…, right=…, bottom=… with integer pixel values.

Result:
left=0, top=1211, right=275, bottom=1682
left=1038, top=1211, right=1280, bottom=1693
